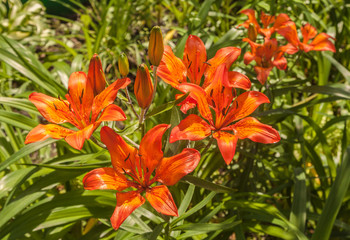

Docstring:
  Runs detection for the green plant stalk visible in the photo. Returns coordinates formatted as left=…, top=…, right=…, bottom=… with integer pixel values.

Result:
left=124, top=86, right=139, bottom=118
left=145, top=65, right=158, bottom=116
left=311, top=146, right=350, bottom=240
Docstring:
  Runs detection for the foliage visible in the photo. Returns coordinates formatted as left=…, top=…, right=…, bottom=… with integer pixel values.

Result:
left=0, top=0, right=350, bottom=239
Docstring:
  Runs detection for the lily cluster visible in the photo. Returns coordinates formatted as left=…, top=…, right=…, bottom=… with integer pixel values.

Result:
left=239, top=9, right=336, bottom=84
left=157, top=35, right=280, bottom=164
left=25, top=22, right=283, bottom=230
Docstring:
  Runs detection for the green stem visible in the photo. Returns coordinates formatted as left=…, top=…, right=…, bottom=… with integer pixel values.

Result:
left=144, top=66, right=158, bottom=116
left=90, top=136, right=106, bottom=149
left=124, top=86, right=139, bottom=118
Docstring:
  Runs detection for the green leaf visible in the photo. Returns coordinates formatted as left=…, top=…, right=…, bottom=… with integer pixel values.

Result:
left=290, top=168, right=306, bottom=232
left=182, top=175, right=235, bottom=193
left=146, top=93, right=189, bottom=119
left=0, top=139, right=56, bottom=172
left=171, top=191, right=216, bottom=226
left=0, top=110, right=37, bottom=130
left=312, top=146, right=350, bottom=240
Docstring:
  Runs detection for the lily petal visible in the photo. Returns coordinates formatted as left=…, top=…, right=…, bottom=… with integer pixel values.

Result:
left=67, top=71, right=89, bottom=122
left=176, top=94, right=197, bottom=114
left=91, top=77, right=130, bottom=122
left=111, top=191, right=145, bottom=230
left=226, top=71, right=251, bottom=90
left=146, top=185, right=178, bottom=216
left=231, top=117, right=280, bottom=143
left=183, top=35, right=207, bottom=85
left=155, top=148, right=200, bottom=186
left=100, top=126, right=136, bottom=173
left=204, top=47, right=241, bottom=87
left=254, top=66, right=273, bottom=85
left=29, top=92, right=79, bottom=127
left=97, top=104, right=127, bottom=122
left=223, top=91, right=270, bottom=126
left=25, top=124, right=74, bottom=144
left=177, top=83, right=213, bottom=123
left=170, top=114, right=211, bottom=143
left=310, top=33, right=336, bottom=52
left=157, top=46, right=187, bottom=88
left=213, top=131, right=238, bottom=165
left=83, top=167, right=131, bottom=191
left=139, top=124, right=170, bottom=175
left=65, top=124, right=95, bottom=150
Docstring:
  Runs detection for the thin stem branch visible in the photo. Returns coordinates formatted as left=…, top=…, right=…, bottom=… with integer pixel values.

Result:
left=122, top=135, right=140, bottom=149
left=90, top=136, right=106, bottom=149
left=124, top=83, right=139, bottom=118
left=201, top=137, right=214, bottom=156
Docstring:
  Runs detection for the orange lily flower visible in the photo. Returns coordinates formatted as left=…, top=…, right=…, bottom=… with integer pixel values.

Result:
left=157, top=34, right=251, bottom=113
left=243, top=38, right=287, bottom=85
left=25, top=54, right=130, bottom=150
left=83, top=125, right=200, bottom=229
left=170, top=64, right=280, bottom=164
left=239, top=9, right=290, bottom=39
left=277, top=22, right=336, bottom=54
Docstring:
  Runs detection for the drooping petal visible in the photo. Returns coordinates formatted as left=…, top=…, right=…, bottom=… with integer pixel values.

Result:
left=139, top=124, right=169, bottom=175
left=309, top=33, right=336, bottom=52
left=146, top=185, right=178, bottom=216
left=213, top=131, right=238, bottom=165
left=183, top=35, right=207, bottom=85
left=83, top=167, right=131, bottom=191
left=155, top=148, right=200, bottom=186
left=100, top=126, right=136, bottom=173
left=91, top=77, right=130, bottom=122
left=254, top=66, right=273, bottom=85
left=223, top=91, right=270, bottom=126
left=177, top=83, right=213, bottom=123
left=25, top=124, right=74, bottom=144
left=97, top=104, right=127, bottom=123
left=157, top=46, right=187, bottom=88
left=87, top=53, right=106, bottom=96
left=204, top=47, right=241, bottom=87
left=170, top=114, right=211, bottom=143
left=29, top=92, right=79, bottom=127
left=65, top=124, right=95, bottom=150
left=231, top=117, right=280, bottom=143
left=226, top=71, right=251, bottom=90
left=110, top=191, right=145, bottom=230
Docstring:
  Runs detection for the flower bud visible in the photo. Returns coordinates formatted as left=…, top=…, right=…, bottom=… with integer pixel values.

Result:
left=134, top=64, right=154, bottom=109
left=118, top=52, right=129, bottom=77
left=248, top=23, right=258, bottom=42
left=87, top=53, right=106, bottom=96
left=148, top=26, right=164, bottom=66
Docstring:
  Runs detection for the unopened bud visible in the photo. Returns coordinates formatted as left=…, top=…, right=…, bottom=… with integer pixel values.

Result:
left=118, top=52, right=129, bottom=77
left=248, top=23, right=258, bottom=42
left=148, top=26, right=164, bottom=66
left=134, top=64, right=154, bottom=109
left=87, top=53, right=106, bottom=96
